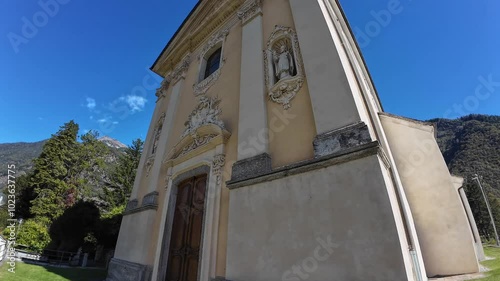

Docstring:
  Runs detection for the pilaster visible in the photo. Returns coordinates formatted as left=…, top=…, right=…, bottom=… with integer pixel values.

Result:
left=288, top=0, right=373, bottom=158
left=146, top=71, right=186, bottom=194
left=233, top=0, right=272, bottom=179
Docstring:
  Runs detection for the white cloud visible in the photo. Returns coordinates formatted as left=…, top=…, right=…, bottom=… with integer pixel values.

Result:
left=96, top=116, right=118, bottom=126
left=119, top=95, right=147, bottom=112
left=86, top=97, right=96, bottom=110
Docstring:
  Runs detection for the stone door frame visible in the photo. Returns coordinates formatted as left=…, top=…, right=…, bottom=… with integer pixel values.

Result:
left=152, top=145, right=225, bottom=281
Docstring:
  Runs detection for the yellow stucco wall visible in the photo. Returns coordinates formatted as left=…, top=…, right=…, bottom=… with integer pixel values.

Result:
left=121, top=0, right=329, bottom=277
left=262, top=0, right=316, bottom=168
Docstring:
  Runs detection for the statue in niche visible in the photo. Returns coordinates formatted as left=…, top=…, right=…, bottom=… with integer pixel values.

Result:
left=264, top=25, right=304, bottom=109
left=273, top=43, right=294, bottom=81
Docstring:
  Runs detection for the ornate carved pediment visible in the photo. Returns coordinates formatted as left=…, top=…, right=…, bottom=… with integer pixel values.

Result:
left=264, top=25, right=305, bottom=109
left=164, top=95, right=230, bottom=166
left=182, top=95, right=225, bottom=138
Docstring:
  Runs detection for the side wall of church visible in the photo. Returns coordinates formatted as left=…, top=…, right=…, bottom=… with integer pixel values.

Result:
left=380, top=113, right=479, bottom=277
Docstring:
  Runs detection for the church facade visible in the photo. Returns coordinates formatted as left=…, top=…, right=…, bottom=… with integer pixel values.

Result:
left=107, top=0, right=483, bottom=280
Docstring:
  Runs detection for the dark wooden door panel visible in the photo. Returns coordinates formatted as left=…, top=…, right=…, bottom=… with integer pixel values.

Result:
left=165, top=175, right=207, bottom=281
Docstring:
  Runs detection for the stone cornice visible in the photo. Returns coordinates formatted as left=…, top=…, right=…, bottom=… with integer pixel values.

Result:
left=227, top=142, right=380, bottom=189
left=152, top=0, right=245, bottom=77
left=378, top=112, right=435, bottom=133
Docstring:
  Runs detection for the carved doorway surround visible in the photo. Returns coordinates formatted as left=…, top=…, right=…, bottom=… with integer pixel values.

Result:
left=151, top=95, right=230, bottom=281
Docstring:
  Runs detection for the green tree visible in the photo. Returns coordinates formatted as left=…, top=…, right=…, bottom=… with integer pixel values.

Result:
left=30, top=121, right=80, bottom=222
left=76, top=131, right=111, bottom=202
left=102, top=138, right=143, bottom=210
left=49, top=201, right=100, bottom=252
left=94, top=139, right=143, bottom=249
left=94, top=204, right=125, bottom=248
left=464, top=179, right=500, bottom=241
left=15, top=173, right=36, bottom=220
left=16, top=219, right=51, bottom=253
left=0, top=206, right=8, bottom=232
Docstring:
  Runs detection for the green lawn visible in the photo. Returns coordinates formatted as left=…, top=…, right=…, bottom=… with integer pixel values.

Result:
left=472, top=246, right=500, bottom=281
left=0, top=261, right=107, bottom=281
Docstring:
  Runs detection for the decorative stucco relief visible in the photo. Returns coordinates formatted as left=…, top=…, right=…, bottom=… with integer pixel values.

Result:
left=198, top=29, right=229, bottom=62
left=164, top=174, right=171, bottom=189
left=182, top=95, right=225, bottom=138
left=125, top=199, right=138, bottom=212
left=264, top=25, right=305, bottom=109
left=153, top=0, right=243, bottom=77
left=142, top=191, right=159, bottom=207
left=212, top=154, right=226, bottom=185
left=237, top=0, right=263, bottom=24
left=155, top=78, right=169, bottom=100
left=179, top=134, right=218, bottom=157
left=193, top=29, right=229, bottom=96
left=145, top=156, right=155, bottom=177
left=164, top=95, right=230, bottom=165
left=151, top=112, right=166, bottom=155
left=144, top=112, right=165, bottom=177
left=194, top=69, right=221, bottom=96
left=164, top=54, right=191, bottom=86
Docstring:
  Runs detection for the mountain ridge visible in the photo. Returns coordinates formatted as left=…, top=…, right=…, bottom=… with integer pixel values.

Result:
left=98, top=136, right=128, bottom=149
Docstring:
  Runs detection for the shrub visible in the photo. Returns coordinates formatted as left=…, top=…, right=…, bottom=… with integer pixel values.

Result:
left=17, top=219, right=51, bottom=253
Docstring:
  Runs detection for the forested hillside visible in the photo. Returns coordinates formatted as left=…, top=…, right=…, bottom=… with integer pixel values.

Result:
left=0, top=140, right=45, bottom=187
left=431, top=114, right=500, bottom=195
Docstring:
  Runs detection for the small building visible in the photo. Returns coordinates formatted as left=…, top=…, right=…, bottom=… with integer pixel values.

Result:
left=107, top=1, right=482, bottom=280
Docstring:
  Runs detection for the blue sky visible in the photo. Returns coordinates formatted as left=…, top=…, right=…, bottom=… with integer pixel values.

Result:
left=1, top=0, right=499, bottom=145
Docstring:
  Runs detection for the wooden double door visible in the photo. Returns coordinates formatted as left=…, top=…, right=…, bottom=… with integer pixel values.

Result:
left=165, top=175, right=207, bottom=281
